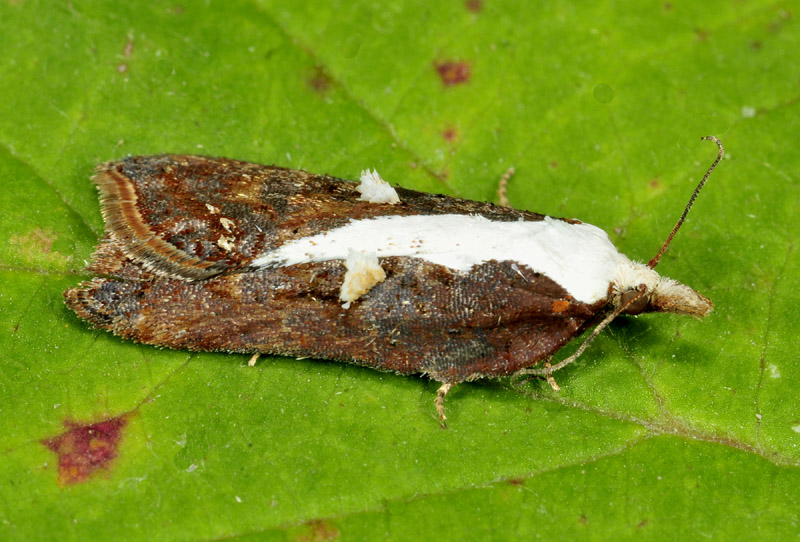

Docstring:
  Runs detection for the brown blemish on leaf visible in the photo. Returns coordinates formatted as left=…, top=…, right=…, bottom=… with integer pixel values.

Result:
left=118, top=35, right=134, bottom=73
left=579, top=514, right=588, bottom=525
left=768, top=10, right=791, bottom=33
left=508, top=478, right=524, bottom=486
left=662, top=2, right=672, bottom=11
left=649, top=177, right=661, bottom=189
left=442, top=127, right=458, bottom=142
left=694, top=28, right=709, bottom=42
left=10, top=228, right=69, bottom=266
left=434, top=60, right=471, bottom=86
left=308, top=67, right=333, bottom=93
left=42, top=415, right=128, bottom=485
left=549, top=161, right=559, bottom=169
left=551, top=300, right=570, bottom=313
left=465, top=0, right=482, bottom=12
left=11, top=227, right=57, bottom=253
left=294, top=519, right=340, bottom=542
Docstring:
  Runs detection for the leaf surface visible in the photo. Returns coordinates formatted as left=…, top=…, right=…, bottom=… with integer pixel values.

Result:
left=1, top=1, right=798, bottom=539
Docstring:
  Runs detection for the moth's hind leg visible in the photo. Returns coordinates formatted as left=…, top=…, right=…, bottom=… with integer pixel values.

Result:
left=434, top=382, right=454, bottom=427
left=496, top=167, right=516, bottom=208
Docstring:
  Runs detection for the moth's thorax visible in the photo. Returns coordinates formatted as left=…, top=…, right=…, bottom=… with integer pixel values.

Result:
left=611, top=260, right=713, bottom=318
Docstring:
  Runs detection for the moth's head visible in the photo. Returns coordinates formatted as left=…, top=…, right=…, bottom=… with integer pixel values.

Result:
left=612, top=261, right=712, bottom=319
left=608, top=136, right=722, bottom=320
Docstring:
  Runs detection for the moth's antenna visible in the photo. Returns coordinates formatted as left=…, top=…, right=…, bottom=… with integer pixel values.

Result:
left=648, top=136, right=724, bottom=269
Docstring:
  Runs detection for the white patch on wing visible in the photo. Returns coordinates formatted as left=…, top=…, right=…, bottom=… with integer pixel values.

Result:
left=253, top=214, right=636, bottom=303
left=339, top=249, right=386, bottom=308
left=357, top=169, right=400, bottom=204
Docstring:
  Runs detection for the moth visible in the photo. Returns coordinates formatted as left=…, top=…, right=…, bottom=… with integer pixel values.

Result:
left=65, top=137, right=723, bottom=423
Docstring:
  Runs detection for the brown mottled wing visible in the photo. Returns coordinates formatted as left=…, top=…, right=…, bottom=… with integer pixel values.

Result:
left=92, top=155, right=548, bottom=280
left=64, top=258, right=604, bottom=384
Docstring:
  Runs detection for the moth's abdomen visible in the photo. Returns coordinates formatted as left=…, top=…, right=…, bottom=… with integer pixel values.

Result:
left=64, top=279, right=143, bottom=334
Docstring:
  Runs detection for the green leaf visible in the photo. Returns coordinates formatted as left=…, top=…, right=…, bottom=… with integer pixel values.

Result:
left=2, top=0, right=799, bottom=539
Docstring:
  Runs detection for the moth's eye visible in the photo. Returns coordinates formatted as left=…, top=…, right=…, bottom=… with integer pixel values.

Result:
left=621, top=290, right=649, bottom=315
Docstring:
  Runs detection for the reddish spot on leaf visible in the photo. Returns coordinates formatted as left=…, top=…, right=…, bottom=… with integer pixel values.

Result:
left=549, top=161, right=559, bottom=169
left=442, top=127, right=458, bottom=142
left=308, top=67, right=333, bottom=93
left=465, top=0, right=482, bottom=12
left=42, top=416, right=128, bottom=485
left=649, top=178, right=661, bottom=189
left=295, top=519, right=340, bottom=542
left=434, top=60, right=471, bottom=86
left=508, top=478, right=524, bottom=486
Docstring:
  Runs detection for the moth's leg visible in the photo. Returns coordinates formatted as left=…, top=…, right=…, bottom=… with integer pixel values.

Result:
left=520, top=284, right=648, bottom=378
left=497, top=167, right=516, bottom=208
left=434, top=382, right=453, bottom=426
left=543, top=359, right=560, bottom=391
left=247, top=353, right=260, bottom=367
left=513, top=357, right=561, bottom=390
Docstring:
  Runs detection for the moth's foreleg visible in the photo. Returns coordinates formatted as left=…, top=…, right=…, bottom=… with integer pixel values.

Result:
left=434, top=382, right=453, bottom=427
